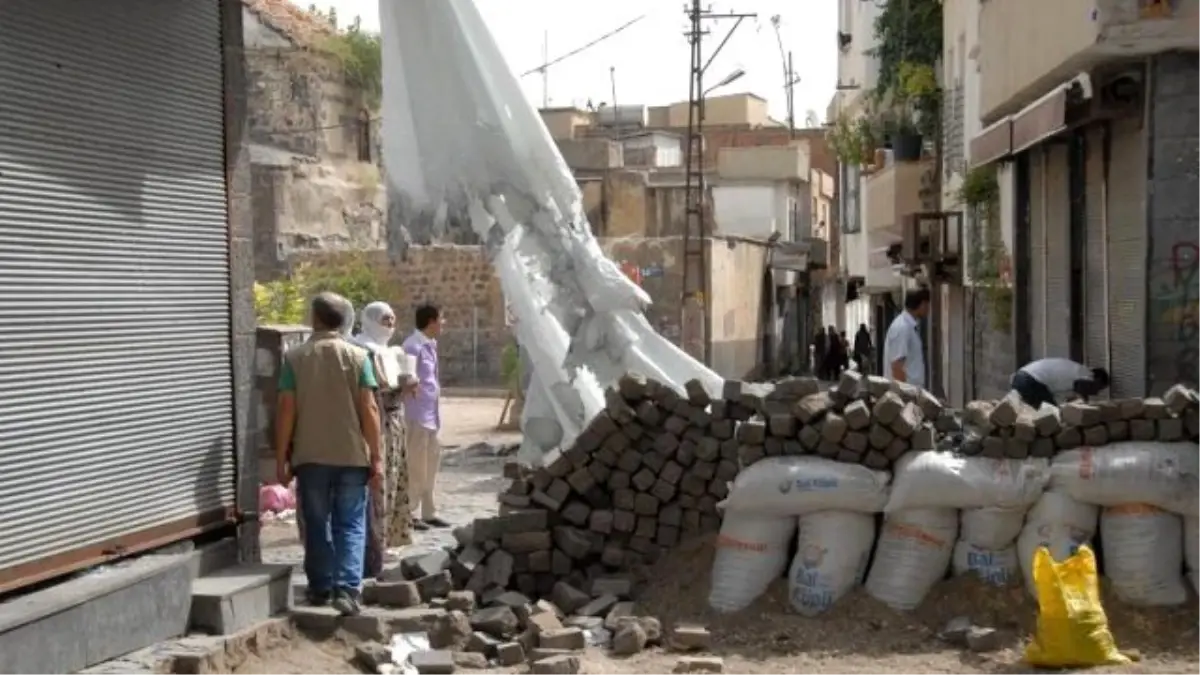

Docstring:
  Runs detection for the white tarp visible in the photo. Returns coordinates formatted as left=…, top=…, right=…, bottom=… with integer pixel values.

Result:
left=379, top=0, right=722, bottom=463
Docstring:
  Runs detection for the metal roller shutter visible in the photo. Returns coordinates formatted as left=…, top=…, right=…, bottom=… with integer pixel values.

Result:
left=0, top=0, right=232, bottom=585
left=1027, top=148, right=1047, bottom=359
left=1043, top=143, right=1071, bottom=358
left=1084, top=126, right=1109, bottom=375
left=1106, top=116, right=1148, bottom=397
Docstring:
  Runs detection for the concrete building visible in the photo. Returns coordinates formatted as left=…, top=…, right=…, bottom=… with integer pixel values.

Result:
left=0, top=1, right=261, bottom=671
left=966, top=0, right=1198, bottom=397
left=244, top=0, right=387, bottom=279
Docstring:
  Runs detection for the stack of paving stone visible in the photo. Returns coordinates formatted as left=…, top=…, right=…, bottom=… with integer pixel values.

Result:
left=958, top=383, right=1200, bottom=458
left=438, top=370, right=944, bottom=606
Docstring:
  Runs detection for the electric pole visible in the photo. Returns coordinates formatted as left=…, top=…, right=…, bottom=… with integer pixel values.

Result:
left=681, top=1, right=756, bottom=367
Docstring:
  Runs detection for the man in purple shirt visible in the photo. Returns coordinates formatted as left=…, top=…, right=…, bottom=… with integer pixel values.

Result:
left=402, top=303, right=449, bottom=529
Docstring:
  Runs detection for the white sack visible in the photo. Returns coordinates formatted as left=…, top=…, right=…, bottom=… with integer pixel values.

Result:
left=884, top=451, right=1049, bottom=512
left=1050, top=442, right=1199, bottom=517
left=1100, top=505, right=1188, bottom=606
left=864, top=508, right=957, bottom=611
left=1185, top=516, right=1198, bottom=593
left=708, top=513, right=795, bottom=613
left=1016, top=490, right=1099, bottom=597
left=952, top=541, right=1020, bottom=586
left=720, top=456, right=891, bottom=516
left=961, top=507, right=1026, bottom=549
left=788, top=511, right=876, bottom=617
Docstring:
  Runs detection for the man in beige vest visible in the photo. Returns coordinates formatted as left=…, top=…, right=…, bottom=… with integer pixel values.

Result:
left=275, top=292, right=382, bottom=616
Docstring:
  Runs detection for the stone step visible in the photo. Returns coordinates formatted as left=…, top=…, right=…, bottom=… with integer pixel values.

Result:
left=189, top=563, right=293, bottom=635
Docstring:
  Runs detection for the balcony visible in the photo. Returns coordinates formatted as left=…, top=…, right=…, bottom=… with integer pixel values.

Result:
left=863, top=160, right=938, bottom=236
left=716, top=145, right=810, bottom=182
left=979, top=0, right=1198, bottom=120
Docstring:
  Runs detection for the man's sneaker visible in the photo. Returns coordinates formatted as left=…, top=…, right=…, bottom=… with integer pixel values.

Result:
left=331, top=589, right=362, bottom=617
left=412, top=519, right=431, bottom=532
left=423, top=516, right=451, bottom=529
left=305, top=589, right=331, bottom=607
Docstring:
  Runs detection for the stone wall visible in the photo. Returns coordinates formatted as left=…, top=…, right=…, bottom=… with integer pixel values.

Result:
left=966, top=288, right=1017, bottom=400
left=1146, top=51, right=1199, bottom=393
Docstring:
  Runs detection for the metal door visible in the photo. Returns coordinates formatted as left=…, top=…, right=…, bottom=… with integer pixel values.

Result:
left=1106, top=116, right=1148, bottom=397
left=1043, top=143, right=1072, bottom=358
left=1027, top=148, right=1047, bottom=359
left=0, top=0, right=233, bottom=590
left=1084, top=126, right=1110, bottom=377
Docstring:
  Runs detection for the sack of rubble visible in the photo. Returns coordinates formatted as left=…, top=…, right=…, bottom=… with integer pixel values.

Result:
left=787, top=510, right=875, bottom=617
left=708, top=512, right=795, bottom=613
left=1100, top=504, right=1188, bottom=606
left=720, top=456, right=891, bottom=516
left=1017, top=490, right=1099, bottom=597
left=885, top=451, right=1049, bottom=512
left=1050, top=442, right=1200, bottom=517
left=864, top=507, right=957, bottom=611
left=960, top=506, right=1026, bottom=549
left=1186, top=516, right=1198, bottom=592
left=952, top=541, right=1020, bottom=586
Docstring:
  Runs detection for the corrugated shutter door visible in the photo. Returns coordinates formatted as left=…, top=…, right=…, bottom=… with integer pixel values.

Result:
left=1027, top=148, right=1047, bottom=359
left=0, top=0, right=232, bottom=580
left=1043, top=144, right=1071, bottom=358
left=1106, top=117, right=1148, bottom=397
left=1084, top=127, right=1109, bottom=374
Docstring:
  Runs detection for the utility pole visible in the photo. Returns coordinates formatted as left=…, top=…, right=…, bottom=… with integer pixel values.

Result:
left=681, top=1, right=756, bottom=367
left=610, top=66, right=617, bottom=111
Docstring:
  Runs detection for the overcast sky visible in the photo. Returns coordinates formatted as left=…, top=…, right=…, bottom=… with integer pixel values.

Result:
left=318, top=0, right=837, bottom=123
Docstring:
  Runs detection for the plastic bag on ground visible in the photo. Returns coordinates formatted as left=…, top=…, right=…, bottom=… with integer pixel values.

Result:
left=961, top=506, right=1025, bottom=549
left=884, top=451, right=1049, bottom=512
left=720, top=456, right=891, bottom=516
left=1099, top=504, right=1188, bottom=606
left=1017, top=490, right=1098, bottom=597
left=260, top=483, right=295, bottom=513
left=1050, top=442, right=1199, bottom=517
left=864, top=508, right=957, bottom=611
left=708, top=512, right=795, bottom=613
left=788, top=511, right=876, bottom=617
left=1024, top=545, right=1129, bottom=668
left=952, top=541, right=1019, bottom=586
left=1186, top=516, right=1198, bottom=593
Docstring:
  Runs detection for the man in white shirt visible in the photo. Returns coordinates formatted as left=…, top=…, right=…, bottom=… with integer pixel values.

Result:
left=883, top=288, right=930, bottom=390
left=1011, top=358, right=1110, bottom=408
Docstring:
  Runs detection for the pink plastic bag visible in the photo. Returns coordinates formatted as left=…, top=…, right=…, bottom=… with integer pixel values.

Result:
left=260, top=483, right=295, bottom=513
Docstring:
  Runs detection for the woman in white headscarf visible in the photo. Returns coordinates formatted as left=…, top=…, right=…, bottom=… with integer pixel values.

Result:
left=353, top=301, right=415, bottom=569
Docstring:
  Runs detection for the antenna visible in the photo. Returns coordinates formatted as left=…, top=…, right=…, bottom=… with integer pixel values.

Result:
left=542, top=31, right=549, bottom=108
left=521, top=15, right=647, bottom=79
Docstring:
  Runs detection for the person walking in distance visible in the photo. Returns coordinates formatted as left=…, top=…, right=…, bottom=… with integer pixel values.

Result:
left=403, top=303, right=450, bottom=530
left=853, top=323, right=873, bottom=375
left=275, top=292, right=382, bottom=616
left=883, top=288, right=930, bottom=389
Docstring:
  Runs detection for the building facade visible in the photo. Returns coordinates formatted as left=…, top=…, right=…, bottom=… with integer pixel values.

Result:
left=968, top=0, right=1198, bottom=397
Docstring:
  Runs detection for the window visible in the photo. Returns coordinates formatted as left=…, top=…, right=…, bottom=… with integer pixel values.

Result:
left=356, top=109, right=372, bottom=163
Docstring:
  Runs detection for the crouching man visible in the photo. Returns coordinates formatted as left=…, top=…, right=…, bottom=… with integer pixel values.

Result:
left=1011, top=357, right=1110, bottom=408
left=275, top=292, right=383, bottom=616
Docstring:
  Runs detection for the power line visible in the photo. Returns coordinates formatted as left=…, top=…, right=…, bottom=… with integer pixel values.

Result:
left=519, top=14, right=647, bottom=78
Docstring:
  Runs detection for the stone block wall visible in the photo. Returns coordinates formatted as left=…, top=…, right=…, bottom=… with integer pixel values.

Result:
left=966, top=288, right=1016, bottom=400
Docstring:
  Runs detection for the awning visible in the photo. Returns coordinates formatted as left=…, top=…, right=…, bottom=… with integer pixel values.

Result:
left=1012, top=86, right=1067, bottom=153
left=969, top=116, right=1012, bottom=166
left=769, top=238, right=827, bottom=272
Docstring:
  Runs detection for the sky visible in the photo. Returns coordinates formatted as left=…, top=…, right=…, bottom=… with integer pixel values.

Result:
left=319, top=0, right=837, bottom=124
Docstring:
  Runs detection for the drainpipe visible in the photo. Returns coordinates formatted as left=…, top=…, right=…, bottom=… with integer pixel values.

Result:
left=1040, top=147, right=1049, bottom=356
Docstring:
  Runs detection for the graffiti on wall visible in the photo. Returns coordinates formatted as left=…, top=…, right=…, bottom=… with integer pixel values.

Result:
left=1154, top=241, right=1199, bottom=385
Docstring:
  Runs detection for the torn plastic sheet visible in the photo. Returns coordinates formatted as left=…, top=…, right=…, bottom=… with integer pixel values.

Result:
left=389, top=632, right=430, bottom=675
left=380, top=0, right=721, bottom=464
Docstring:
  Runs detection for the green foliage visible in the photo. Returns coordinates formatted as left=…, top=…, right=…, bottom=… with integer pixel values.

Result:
left=828, top=114, right=878, bottom=165
left=870, top=0, right=943, bottom=140
left=500, top=341, right=522, bottom=391
left=958, top=165, right=1012, bottom=331
left=321, top=22, right=382, bottom=109
left=253, top=253, right=396, bottom=327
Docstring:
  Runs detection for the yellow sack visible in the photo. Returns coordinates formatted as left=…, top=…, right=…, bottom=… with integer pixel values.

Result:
left=1025, top=545, right=1129, bottom=668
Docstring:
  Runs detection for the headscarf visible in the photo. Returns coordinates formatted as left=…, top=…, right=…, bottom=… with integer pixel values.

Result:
left=354, top=301, right=396, bottom=351
left=337, top=297, right=356, bottom=337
